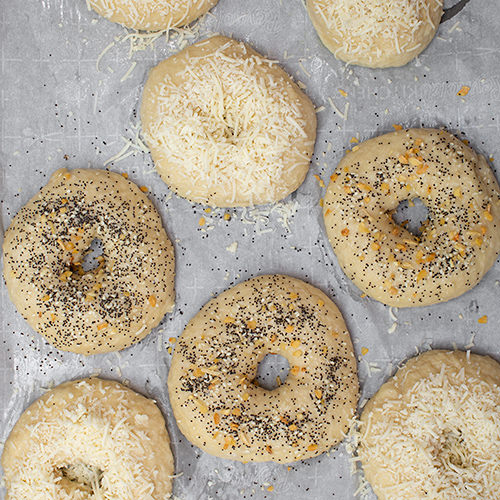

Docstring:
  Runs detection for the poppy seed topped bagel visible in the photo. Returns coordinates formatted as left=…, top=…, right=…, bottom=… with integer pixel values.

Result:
left=168, top=275, right=359, bottom=463
left=323, top=128, right=500, bottom=307
left=3, top=168, right=175, bottom=354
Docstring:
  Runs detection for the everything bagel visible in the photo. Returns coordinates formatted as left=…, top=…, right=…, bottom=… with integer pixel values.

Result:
left=323, top=128, right=500, bottom=307
left=168, top=275, right=359, bottom=463
left=3, top=168, right=175, bottom=354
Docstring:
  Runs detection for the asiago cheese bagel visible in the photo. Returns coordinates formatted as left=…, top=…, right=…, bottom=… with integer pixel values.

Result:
left=88, top=0, right=219, bottom=31
left=2, top=168, right=175, bottom=354
left=141, top=35, right=317, bottom=207
left=323, top=128, right=500, bottom=307
left=359, top=350, right=500, bottom=500
left=1, top=378, right=174, bottom=499
left=306, top=0, right=443, bottom=68
left=168, top=274, right=359, bottom=463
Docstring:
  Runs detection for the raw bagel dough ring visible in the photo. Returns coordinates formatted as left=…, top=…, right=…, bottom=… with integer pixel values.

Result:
left=306, top=0, right=443, bottom=68
left=359, top=350, right=500, bottom=500
left=88, top=0, right=219, bottom=31
left=323, top=128, right=500, bottom=307
left=168, top=274, right=359, bottom=463
left=2, top=168, right=175, bottom=354
left=1, top=378, right=174, bottom=499
left=141, top=35, right=317, bottom=207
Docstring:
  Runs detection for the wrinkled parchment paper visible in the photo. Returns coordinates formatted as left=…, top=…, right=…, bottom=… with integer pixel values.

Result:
left=1, top=0, right=499, bottom=498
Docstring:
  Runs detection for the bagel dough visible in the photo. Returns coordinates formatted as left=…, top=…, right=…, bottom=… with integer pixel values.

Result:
left=307, top=0, right=443, bottom=68
left=141, top=35, right=317, bottom=207
left=3, top=168, right=175, bottom=354
left=88, top=0, right=219, bottom=31
left=323, top=128, right=500, bottom=307
left=359, top=350, right=500, bottom=500
left=168, top=274, right=359, bottom=463
left=1, top=378, right=174, bottom=499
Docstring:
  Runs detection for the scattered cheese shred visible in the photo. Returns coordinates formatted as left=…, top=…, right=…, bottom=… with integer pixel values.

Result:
left=327, top=97, right=349, bottom=120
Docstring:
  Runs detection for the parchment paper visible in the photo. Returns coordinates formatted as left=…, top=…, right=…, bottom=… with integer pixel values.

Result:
left=1, top=0, right=499, bottom=498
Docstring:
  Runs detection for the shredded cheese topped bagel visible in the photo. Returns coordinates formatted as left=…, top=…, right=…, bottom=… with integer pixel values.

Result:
left=307, top=0, right=443, bottom=68
left=141, top=35, right=317, bottom=207
left=3, top=168, right=175, bottom=354
left=359, top=350, right=500, bottom=500
left=323, top=128, right=500, bottom=307
left=168, top=274, right=359, bottom=463
left=88, top=0, right=219, bottom=31
left=1, top=378, right=174, bottom=499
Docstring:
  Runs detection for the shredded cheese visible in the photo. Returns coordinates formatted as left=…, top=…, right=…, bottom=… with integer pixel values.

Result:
left=2, top=379, right=173, bottom=499
left=88, top=0, right=214, bottom=32
left=310, top=0, right=443, bottom=65
left=142, top=38, right=314, bottom=206
left=359, top=352, right=500, bottom=499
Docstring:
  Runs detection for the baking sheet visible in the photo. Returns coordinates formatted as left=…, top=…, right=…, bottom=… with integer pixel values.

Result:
left=1, top=0, right=500, bottom=498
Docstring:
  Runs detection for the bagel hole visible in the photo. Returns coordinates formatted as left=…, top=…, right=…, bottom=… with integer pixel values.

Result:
left=254, top=354, right=290, bottom=390
left=435, top=431, right=469, bottom=469
left=80, top=238, right=104, bottom=272
left=391, top=198, right=429, bottom=237
left=221, top=114, right=237, bottom=143
left=57, top=463, right=103, bottom=495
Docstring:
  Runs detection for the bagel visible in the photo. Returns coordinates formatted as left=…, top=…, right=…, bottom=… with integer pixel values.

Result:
left=141, top=35, right=317, bottom=207
left=359, top=350, right=500, bottom=500
left=306, top=0, right=444, bottom=68
left=323, top=128, right=500, bottom=307
left=1, top=378, right=174, bottom=499
left=168, top=274, right=359, bottom=463
left=2, top=168, right=175, bottom=354
left=88, top=0, right=219, bottom=31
